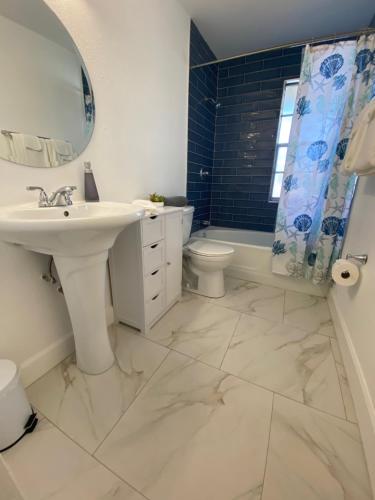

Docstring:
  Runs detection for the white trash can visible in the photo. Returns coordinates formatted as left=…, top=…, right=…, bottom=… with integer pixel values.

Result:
left=0, top=359, right=37, bottom=452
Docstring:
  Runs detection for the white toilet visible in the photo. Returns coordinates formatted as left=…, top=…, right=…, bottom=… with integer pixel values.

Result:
left=182, top=206, right=234, bottom=298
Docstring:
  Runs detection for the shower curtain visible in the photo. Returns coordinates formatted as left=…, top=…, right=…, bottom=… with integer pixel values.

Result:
left=272, top=35, right=375, bottom=284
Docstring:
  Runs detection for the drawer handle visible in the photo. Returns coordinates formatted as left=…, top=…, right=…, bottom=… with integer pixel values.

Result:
left=149, top=215, right=158, bottom=220
left=151, top=269, right=159, bottom=276
left=151, top=293, right=160, bottom=301
left=150, top=243, right=159, bottom=249
left=167, top=261, right=171, bottom=266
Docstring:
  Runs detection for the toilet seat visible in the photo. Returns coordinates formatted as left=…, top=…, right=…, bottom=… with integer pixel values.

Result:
left=187, top=240, right=234, bottom=257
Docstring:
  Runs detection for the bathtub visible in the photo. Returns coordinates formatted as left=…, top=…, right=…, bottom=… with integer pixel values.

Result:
left=191, top=227, right=327, bottom=297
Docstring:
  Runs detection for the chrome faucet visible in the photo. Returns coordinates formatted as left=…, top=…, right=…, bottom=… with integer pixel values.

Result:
left=48, top=186, right=77, bottom=207
left=26, top=185, right=77, bottom=207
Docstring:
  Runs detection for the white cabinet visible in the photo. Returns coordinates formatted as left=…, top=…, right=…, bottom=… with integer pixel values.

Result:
left=110, top=207, right=182, bottom=333
left=165, top=211, right=182, bottom=306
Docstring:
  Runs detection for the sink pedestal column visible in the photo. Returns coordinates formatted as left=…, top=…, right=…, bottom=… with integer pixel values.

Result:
left=54, top=251, right=115, bottom=375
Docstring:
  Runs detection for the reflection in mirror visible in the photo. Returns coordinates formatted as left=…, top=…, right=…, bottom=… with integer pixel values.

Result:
left=0, top=0, right=95, bottom=168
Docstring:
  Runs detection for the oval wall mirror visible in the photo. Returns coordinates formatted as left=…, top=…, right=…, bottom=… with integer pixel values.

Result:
left=0, top=0, right=95, bottom=168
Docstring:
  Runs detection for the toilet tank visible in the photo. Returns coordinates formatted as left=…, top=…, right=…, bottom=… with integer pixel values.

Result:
left=182, top=206, right=194, bottom=245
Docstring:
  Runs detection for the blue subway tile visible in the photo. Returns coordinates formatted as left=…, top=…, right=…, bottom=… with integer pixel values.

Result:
left=188, top=29, right=301, bottom=231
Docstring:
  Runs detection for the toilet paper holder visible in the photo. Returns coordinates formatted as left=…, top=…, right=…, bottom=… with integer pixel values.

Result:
left=346, top=253, right=368, bottom=265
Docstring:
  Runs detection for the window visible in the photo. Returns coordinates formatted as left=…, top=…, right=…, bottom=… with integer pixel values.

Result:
left=269, top=79, right=299, bottom=200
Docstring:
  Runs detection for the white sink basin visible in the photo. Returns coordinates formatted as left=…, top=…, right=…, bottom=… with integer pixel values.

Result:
left=0, top=201, right=143, bottom=256
left=0, top=201, right=144, bottom=375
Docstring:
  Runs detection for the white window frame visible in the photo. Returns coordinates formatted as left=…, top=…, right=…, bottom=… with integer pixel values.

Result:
left=269, top=78, right=299, bottom=202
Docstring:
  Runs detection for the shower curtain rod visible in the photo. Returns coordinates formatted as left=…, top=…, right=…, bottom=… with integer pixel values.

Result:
left=190, top=27, right=375, bottom=69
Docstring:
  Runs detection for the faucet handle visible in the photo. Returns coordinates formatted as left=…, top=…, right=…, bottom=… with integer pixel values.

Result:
left=26, top=185, right=45, bottom=191
left=63, top=187, right=77, bottom=206
left=63, top=186, right=77, bottom=192
left=26, top=186, right=49, bottom=207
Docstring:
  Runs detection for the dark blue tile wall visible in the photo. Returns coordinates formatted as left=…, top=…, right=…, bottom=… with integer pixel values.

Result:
left=211, top=47, right=302, bottom=232
left=186, top=26, right=303, bottom=233
left=187, top=22, right=217, bottom=233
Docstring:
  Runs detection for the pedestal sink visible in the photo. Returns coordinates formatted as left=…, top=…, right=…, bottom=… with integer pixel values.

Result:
left=0, top=202, right=144, bottom=374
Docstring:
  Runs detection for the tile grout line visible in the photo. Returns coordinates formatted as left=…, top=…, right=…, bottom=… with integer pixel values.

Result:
left=123, top=296, right=359, bottom=425
left=260, top=392, right=275, bottom=500
left=330, top=340, right=357, bottom=425
left=30, top=410, right=151, bottom=500
left=330, top=337, right=348, bottom=418
left=219, top=312, right=242, bottom=370
left=134, top=321, right=357, bottom=425
left=328, top=339, right=348, bottom=422
left=91, top=347, right=171, bottom=456
left=28, top=333, right=172, bottom=459
left=93, top=455, right=151, bottom=500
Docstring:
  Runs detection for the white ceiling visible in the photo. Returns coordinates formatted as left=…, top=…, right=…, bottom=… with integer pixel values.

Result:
left=179, top=0, right=375, bottom=59
left=0, top=0, right=76, bottom=52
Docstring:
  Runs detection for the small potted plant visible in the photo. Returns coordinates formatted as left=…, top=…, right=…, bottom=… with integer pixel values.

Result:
left=149, top=193, right=165, bottom=207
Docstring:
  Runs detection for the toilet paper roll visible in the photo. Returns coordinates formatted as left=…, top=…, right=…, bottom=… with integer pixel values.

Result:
left=332, top=258, right=359, bottom=287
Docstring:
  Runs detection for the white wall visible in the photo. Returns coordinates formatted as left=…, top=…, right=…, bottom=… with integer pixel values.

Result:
left=0, top=0, right=190, bottom=386
left=329, top=175, right=375, bottom=491
left=0, top=14, right=86, bottom=153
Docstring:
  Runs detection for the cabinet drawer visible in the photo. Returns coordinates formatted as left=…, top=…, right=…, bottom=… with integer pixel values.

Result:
left=144, top=268, right=163, bottom=302
left=145, top=291, right=165, bottom=326
left=143, top=241, right=164, bottom=275
left=141, top=215, right=163, bottom=246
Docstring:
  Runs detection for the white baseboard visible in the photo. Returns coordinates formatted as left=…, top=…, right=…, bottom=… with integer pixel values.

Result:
left=20, top=332, right=74, bottom=388
left=20, top=305, right=115, bottom=388
left=226, top=264, right=328, bottom=297
left=328, top=293, right=375, bottom=494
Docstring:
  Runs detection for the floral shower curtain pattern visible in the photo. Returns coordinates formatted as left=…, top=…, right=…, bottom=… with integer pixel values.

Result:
left=272, top=35, right=375, bottom=284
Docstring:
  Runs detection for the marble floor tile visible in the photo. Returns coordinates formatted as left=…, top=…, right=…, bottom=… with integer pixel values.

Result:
left=336, top=362, right=357, bottom=423
left=96, top=351, right=273, bottom=500
left=221, top=314, right=346, bottom=418
left=210, top=277, right=285, bottom=322
left=331, top=338, right=343, bottom=364
left=329, top=339, right=357, bottom=422
left=284, top=290, right=335, bottom=337
left=148, top=298, right=241, bottom=368
left=262, top=395, right=371, bottom=500
left=0, top=456, right=23, bottom=500
left=27, top=324, right=168, bottom=453
left=179, top=289, right=211, bottom=304
left=2, top=417, right=146, bottom=500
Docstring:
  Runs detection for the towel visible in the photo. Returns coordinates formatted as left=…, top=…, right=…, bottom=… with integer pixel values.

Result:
left=8, top=133, right=27, bottom=164
left=342, top=99, right=375, bottom=176
left=164, top=196, right=187, bottom=207
left=8, top=133, right=51, bottom=167
left=46, top=139, right=74, bottom=166
left=132, top=199, right=159, bottom=215
left=53, top=139, right=74, bottom=157
left=23, top=134, right=43, bottom=152
left=0, top=133, right=13, bottom=160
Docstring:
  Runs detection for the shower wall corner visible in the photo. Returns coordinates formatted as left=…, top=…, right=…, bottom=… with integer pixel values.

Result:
left=187, top=21, right=218, bottom=232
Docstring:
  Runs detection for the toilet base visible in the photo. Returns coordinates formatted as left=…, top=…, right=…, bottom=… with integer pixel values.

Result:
left=183, top=260, right=226, bottom=298
left=184, top=284, right=225, bottom=299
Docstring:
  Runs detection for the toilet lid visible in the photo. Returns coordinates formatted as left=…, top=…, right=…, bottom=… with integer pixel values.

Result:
left=187, top=240, right=234, bottom=257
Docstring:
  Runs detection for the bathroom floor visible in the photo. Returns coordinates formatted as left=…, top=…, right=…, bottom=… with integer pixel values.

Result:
left=2, top=278, right=372, bottom=500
